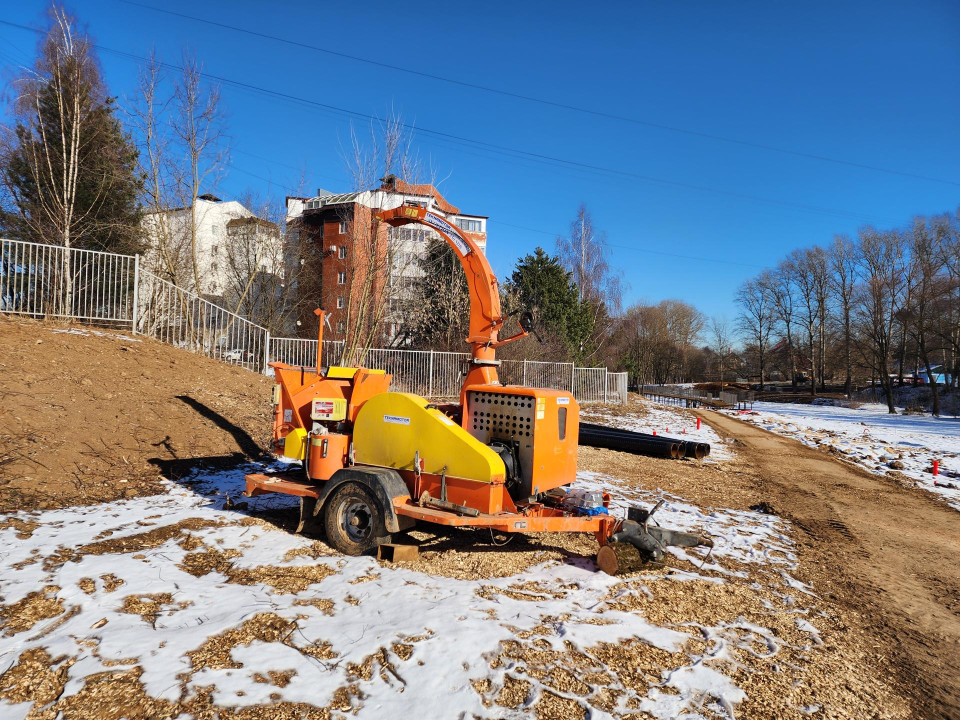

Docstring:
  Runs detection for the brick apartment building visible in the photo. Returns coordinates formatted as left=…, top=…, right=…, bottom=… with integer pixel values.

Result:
left=285, top=175, right=487, bottom=342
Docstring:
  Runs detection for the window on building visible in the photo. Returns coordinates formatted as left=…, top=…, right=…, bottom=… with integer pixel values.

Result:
left=336, top=296, right=344, bottom=309
left=338, top=271, right=346, bottom=284
left=337, top=320, right=346, bottom=333
left=338, top=245, right=347, bottom=259
left=339, top=220, right=348, bottom=234
left=455, top=218, right=482, bottom=232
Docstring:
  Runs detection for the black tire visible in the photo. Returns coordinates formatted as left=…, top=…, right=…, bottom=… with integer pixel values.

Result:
left=323, top=482, right=391, bottom=556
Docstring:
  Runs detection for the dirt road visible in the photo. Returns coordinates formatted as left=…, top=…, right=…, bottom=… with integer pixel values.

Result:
left=699, top=410, right=960, bottom=720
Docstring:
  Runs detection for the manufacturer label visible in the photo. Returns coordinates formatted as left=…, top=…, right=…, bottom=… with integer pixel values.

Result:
left=424, top=212, right=471, bottom=256
left=283, top=409, right=293, bottom=423
left=383, top=414, right=411, bottom=425
left=557, top=397, right=570, bottom=405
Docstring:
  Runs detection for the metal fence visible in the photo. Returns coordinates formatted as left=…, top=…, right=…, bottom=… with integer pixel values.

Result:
left=263, top=337, right=626, bottom=404
left=1, top=238, right=627, bottom=403
left=1, top=238, right=138, bottom=324
left=641, top=384, right=754, bottom=409
left=136, top=270, right=269, bottom=371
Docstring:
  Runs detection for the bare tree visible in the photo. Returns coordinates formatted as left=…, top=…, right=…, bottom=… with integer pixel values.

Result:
left=711, top=315, right=732, bottom=389
left=935, top=209, right=960, bottom=389
left=906, top=217, right=947, bottom=415
left=735, top=274, right=773, bottom=390
left=855, top=227, right=906, bottom=414
left=791, top=248, right=829, bottom=396
left=764, top=260, right=799, bottom=389
left=130, top=52, right=229, bottom=293
left=337, top=112, right=425, bottom=366
left=221, top=190, right=293, bottom=331
left=616, top=300, right=704, bottom=386
left=830, top=234, right=857, bottom=396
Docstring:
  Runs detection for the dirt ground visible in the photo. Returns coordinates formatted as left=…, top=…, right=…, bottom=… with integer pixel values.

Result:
left=0, top=323, right=948, bottom=718
left=695, top=409, right=960, bottom=720
left=0, top=316, right=273, bottom=512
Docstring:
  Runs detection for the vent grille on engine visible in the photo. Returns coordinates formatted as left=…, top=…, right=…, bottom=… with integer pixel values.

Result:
left=468, top=391, right=534, bottom=438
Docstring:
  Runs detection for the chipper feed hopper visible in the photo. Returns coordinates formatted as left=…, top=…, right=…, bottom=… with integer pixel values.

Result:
left=244, top=204, right=711, bottom=574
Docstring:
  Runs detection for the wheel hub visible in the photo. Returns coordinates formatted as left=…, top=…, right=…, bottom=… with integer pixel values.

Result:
left=342, top=500, right=373, bottom=542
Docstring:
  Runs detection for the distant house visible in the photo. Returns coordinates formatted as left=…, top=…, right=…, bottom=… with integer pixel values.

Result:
left=916, top=366, right=952, bottom=386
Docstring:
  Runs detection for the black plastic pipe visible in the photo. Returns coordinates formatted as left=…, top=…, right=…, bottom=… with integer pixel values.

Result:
left=578, top=425, right=678, bottom=458
left=578, top=422, right=711, bottom=459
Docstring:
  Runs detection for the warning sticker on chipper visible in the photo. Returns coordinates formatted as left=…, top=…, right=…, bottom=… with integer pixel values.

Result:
left=383, top=414, right=411, bottom=425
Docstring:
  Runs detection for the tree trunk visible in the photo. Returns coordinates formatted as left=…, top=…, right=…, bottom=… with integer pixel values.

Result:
left=788, top=330, right=797, bottom=391
left=759, top=351, right=765, bottom=391
left=844, top=310, right=852, bottom=397
left=920, top=338, right=940, bottom=416
left=896, top=325, right=906, bottom=388
left=880, top=365, right=896, bottom=414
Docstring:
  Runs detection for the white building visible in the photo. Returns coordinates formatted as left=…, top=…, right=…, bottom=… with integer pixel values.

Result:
left=142, top=194, right=280, bottom=299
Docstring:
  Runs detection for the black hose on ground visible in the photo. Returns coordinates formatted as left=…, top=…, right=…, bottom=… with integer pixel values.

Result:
left=578, top=422, right=711, bottom=459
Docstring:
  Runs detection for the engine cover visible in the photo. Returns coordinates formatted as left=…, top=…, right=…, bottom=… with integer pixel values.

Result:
left=465, top=386, right=578, bottom=499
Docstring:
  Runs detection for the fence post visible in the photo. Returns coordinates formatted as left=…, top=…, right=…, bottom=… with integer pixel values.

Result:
left=131, top=254, right=140, bottom=333
left=523, top=360, right=527, bottom=386
left=570, top=363, right=575, bottom=395
left=604, top=371, right=608, bottom=404
left=263, top=331, right=271, bottom=375
left=429, top=350, right=434, bottom=398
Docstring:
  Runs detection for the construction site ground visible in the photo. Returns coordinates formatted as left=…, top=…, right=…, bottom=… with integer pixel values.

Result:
left=0, top=318, right=950, bottom=719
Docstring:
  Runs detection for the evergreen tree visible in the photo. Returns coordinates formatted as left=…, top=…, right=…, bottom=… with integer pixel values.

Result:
left=0, top=7, right=142, bottom=254
left=507, top=247, right=594, bottom=361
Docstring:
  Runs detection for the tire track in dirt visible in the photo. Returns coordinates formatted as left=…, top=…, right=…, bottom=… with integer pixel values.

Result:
left=699, top=410, right=960, bottom=720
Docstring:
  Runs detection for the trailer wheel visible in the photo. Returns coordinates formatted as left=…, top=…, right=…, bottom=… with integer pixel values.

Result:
left=323, top=482, right=391, bottom=556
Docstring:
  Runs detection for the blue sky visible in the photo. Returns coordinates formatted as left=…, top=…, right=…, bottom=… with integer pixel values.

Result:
left=2, top=0, right=958, bottom=323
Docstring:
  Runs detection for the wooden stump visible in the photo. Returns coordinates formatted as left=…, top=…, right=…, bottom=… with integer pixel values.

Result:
left=596, top=542, right=644, bottom=576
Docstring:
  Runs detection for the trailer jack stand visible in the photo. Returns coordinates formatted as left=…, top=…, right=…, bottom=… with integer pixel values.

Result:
left=597, top=514, right=714, bottom=575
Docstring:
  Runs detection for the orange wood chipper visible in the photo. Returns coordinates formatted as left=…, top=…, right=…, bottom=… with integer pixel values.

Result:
left=245, top=204, right=711, bottom=573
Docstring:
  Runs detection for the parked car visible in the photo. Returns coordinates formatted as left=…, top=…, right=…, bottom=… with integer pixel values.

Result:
left=223, top=348, right=253, bottom=362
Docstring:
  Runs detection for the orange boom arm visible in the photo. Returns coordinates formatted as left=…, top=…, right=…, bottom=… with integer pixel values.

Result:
left=376, top=205, right=528, bottom=397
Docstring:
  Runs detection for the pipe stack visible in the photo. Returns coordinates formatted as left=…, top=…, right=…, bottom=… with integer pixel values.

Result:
left=578, top=422, right=711, bottom=460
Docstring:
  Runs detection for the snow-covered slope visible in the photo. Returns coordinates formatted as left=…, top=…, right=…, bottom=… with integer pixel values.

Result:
left=725, top=401, right=960, bottom=511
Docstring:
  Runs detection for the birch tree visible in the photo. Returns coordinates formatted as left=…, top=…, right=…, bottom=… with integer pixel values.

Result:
left=0, top=6, right=141, bottom=311
left=556, top=204, right=625, bottom=360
